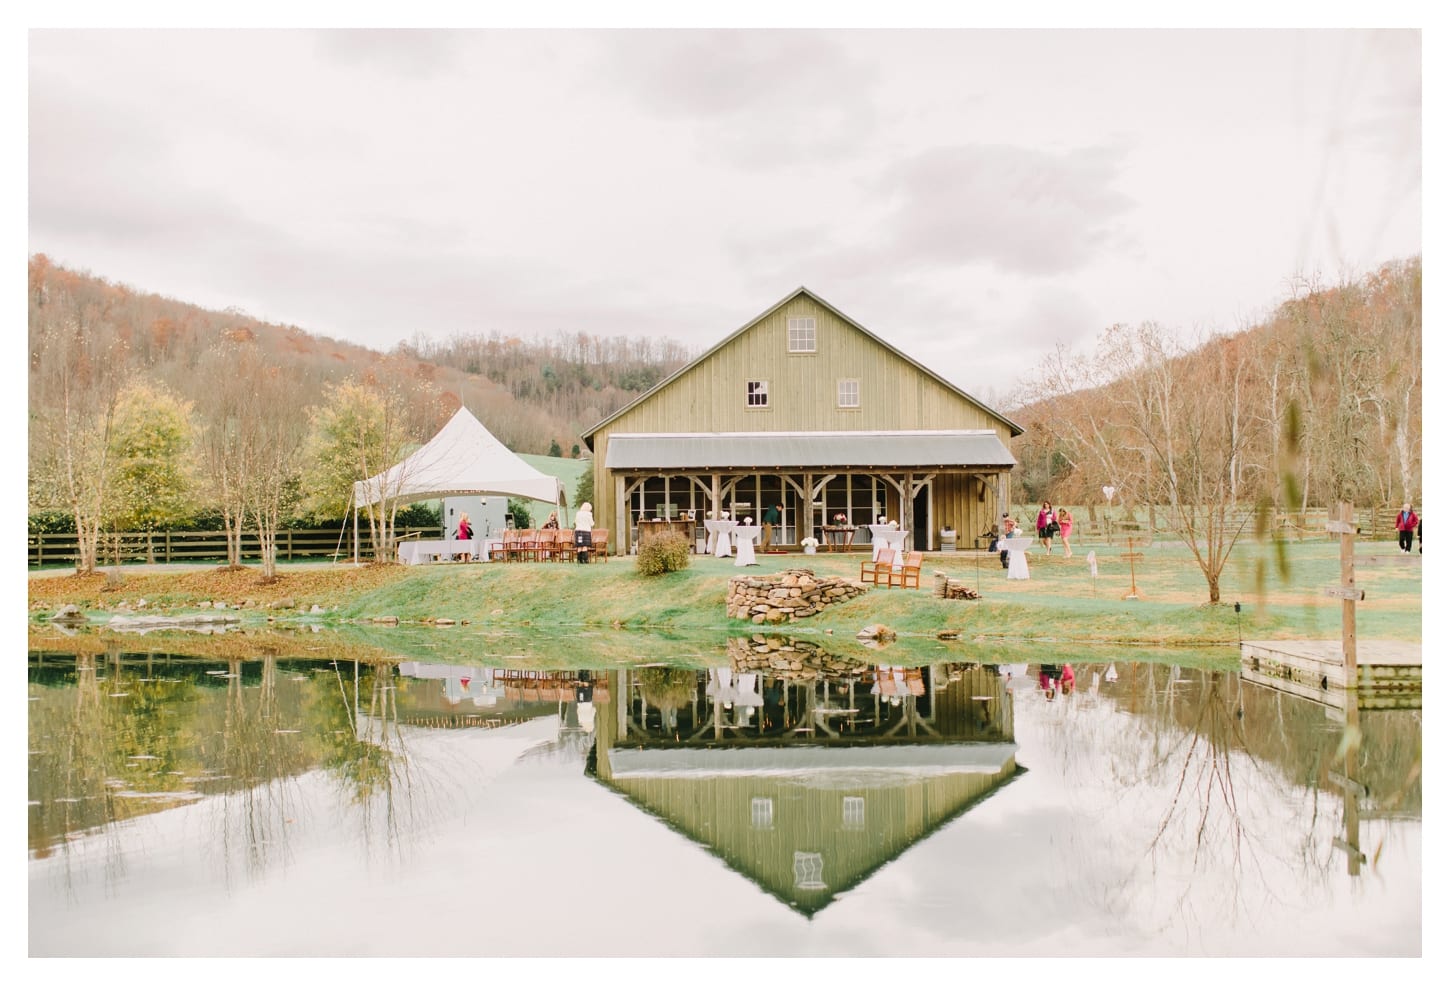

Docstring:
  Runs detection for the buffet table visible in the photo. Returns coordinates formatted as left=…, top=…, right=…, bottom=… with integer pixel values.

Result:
left=637, top=518, right=697, bottom=551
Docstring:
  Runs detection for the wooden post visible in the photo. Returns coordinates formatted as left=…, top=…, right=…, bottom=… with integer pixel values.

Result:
left=1123, top=536, right=1145, bottom=600
left=1334, top=504, right=1357, bottom=690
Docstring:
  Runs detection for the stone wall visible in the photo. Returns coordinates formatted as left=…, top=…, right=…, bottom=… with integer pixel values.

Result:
left=726, top=568, right=867, bottom=624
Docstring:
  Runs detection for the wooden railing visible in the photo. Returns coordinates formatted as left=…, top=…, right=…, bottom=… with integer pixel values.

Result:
left=27, top=527, right=444, bottom=569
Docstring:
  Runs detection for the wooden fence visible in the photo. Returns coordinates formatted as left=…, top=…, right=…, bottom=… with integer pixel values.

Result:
left=1008, top=505, right=1403, bottom=544
left=27, top=527, right=443, bottom=569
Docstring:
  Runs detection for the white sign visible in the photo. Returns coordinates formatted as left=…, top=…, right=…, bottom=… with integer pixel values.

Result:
left=1102, top=485, right=1116, bottom=502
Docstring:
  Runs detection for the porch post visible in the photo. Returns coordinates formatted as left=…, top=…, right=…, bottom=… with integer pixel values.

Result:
left=614, top=473, right=628, bottom=555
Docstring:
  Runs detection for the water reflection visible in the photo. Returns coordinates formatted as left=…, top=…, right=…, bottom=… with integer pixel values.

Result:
left=27, top=636, right=1422, bottom=956
left=589, top=645, right=1020, bottom=914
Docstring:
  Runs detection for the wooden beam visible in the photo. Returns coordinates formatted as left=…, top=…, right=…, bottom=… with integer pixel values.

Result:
left=1328, top=769, right=1368, bottom=798
left=1332, top=837, right=1366, bottom=864
left=1323, top=586, right=1367, bottom=601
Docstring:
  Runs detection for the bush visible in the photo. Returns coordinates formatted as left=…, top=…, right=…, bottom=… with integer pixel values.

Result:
left=636, top=532, right=691, bottom=576
left=28, top=511, right=75, bottom=535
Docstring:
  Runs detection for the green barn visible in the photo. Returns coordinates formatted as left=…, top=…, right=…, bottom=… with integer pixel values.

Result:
left=582, top=287, right=1023, bottom=556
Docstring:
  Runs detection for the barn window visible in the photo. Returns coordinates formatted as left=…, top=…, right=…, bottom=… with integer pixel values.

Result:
left=787, top=317, right=817, bottom=353
left=793, top=852, right=827, bottom=889
left=838, top=379, right=860, bottom=408
left=842, top=796, right=865, bottom=830
left=747, top=380, right=770, bottom=408
left=751, top=797, right=774, bottom=829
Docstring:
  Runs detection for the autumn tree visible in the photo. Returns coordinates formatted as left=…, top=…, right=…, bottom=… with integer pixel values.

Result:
left=106, top=382, right=196, bottom=540
left=301, top=368, right=441, bottom=561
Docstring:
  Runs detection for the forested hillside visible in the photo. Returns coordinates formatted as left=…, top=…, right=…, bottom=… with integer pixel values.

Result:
left=26, top=256, right=691, bottom=570
left=1010, top=257, right=1422, bottom=516
left=26, top=256, right=691, bottom=458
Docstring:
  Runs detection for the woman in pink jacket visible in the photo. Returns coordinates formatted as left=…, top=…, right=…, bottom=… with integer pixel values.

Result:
left=1036, top=502, right=1057, bottom=554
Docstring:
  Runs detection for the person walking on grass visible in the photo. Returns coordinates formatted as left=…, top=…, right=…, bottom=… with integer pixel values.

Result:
left=1036, top=502, right=1057, bottom=554
left=1057, top=508, right=1074, bottom=559
left=1396, top=503, right=1418, bottom=553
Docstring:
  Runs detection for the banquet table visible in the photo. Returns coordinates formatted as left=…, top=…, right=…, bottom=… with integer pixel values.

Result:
left=820, top=525, right=857, bottom=552
left=637, top=518, right=695, bottom=551
left=705, top=519, right=736, bottom=558
left=732, top=525, right=760, bottom=567
left=867, top=525, right=907, bottom=562
left=399, top=539, right=480, bottom=565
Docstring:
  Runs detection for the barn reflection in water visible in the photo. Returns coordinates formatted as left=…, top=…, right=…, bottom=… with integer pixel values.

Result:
left=588, top=638, right=1021, bottom=915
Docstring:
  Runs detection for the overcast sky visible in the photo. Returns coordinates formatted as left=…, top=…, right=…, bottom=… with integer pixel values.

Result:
left=27, top=27, right=1421, bottom=403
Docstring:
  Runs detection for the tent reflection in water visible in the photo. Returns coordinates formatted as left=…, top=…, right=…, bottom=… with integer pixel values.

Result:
left=350, top=407, right=562, bottom=562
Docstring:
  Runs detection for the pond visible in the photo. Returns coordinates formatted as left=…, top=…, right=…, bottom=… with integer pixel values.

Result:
left=27, top=634, right=1421, bottom=957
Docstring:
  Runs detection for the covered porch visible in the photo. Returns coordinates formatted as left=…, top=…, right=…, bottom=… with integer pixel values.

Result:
left=602, top=430, right=1015, bottom=556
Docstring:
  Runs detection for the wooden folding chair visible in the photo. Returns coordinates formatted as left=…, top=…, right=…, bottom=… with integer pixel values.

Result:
left=888, top=551, right=924, bottom=589
left=590, top=528, right=609, bottom=562
left=488, top=533, right=510, bottom=562
left=862, top=550, right=896, bottom=585
left=555, top=529, right=574, bottom=562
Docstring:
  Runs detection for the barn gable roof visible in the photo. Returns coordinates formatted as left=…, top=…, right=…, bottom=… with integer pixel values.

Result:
left=583, top=286, right=1024, bottom=448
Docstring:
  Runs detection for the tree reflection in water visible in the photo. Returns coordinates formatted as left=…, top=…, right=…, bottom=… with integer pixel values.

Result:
left=327, top=659, right=423, bottom=855
left=1024, top=658, right=1421, bottom=935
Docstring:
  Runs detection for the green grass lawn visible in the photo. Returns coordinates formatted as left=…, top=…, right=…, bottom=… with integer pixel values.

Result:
left=327, top=537, right=1420, bottom=648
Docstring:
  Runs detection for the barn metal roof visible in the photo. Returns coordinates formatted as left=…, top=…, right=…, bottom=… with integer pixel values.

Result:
left=603, top=430, right=1017, bottom=470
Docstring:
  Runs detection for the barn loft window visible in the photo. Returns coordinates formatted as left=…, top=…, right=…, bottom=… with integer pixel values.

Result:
left=838, top=379, right=860, bottom=408
left=787, top=317, right=817, bottom=353
left=842, top=796, right=866, bottom=830
left=747, top=380, right=770, bottom=408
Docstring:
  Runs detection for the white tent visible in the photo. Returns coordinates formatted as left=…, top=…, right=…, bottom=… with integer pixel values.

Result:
left=352, top=406, right=561, bottom=508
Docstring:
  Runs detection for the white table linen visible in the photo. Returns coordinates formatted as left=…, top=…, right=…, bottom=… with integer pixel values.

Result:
left=705, top=519, right=736, bottom=557
left=399, top=539, right=479, bottom=565
left=1001, top=536, right=1031, bottom=579
left=868, top=526, right=907, bottom=562
left=732, top=525, right=760, bottom=566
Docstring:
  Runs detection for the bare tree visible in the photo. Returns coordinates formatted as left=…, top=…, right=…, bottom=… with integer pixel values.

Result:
left=29, top=300, right=127, bottom=573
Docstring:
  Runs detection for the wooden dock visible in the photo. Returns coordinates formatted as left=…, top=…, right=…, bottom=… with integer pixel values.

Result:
left=1240, top=639, right=1420, bottom=703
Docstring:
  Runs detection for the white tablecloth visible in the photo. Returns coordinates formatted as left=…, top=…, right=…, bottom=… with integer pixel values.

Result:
left=1001, top=537, right=1031, bottom=579
left=732, top=525, right=760, bottom=566
left=868, top=526, right=907, bottom=562
left=705, top=519, right=735, bottom=557
left=399, top=539, right=479, bottom=565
